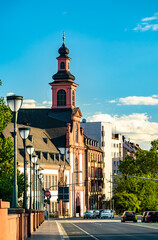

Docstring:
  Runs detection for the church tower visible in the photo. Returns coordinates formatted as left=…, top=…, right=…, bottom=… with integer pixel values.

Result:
left=49, top=34, right=78, bottom=109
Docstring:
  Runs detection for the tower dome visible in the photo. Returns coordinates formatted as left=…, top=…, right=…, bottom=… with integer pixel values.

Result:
left=58, top=43, right=69, bottom=57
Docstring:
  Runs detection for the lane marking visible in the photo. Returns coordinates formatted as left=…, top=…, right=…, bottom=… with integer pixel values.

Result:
left=125, top=222, right=158, bottom=230
left=56, top=220, right=70, bottom=240
left=71, top=222, right=99, bottom=240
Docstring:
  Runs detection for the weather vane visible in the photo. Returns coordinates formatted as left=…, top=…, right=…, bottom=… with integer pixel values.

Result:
left=63, top=31, right=65, bottom=43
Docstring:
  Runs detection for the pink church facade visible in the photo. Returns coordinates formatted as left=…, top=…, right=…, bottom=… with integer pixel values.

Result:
left=49, top=40, right=86, bottom=216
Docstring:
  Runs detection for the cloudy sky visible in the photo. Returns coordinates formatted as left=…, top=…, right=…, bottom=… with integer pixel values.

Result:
left=1, top=0, right=158, bottom=149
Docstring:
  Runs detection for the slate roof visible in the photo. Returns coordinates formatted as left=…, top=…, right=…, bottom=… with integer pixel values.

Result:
left=17, top=108, right=79, bottom=148
left=52, top=70, right=75, bottom=81
left=2, top=123, right=69, bottom=167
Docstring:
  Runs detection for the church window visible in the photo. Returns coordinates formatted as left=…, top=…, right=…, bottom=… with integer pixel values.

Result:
left=72, top=90, right=75, bottom=106
left=75, top=158, right=78, bottom=184
left=57, top=89, right=66, bottom=106
left=68, top=62, right=70, bottom=69
left=75, top=124, right=78, bottom=143
left=60, top=62, right=65, bottom=69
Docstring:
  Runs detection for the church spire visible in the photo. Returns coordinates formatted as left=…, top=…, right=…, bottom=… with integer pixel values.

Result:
left=63, top=31, right=65, bottom=43
left=49, top=36, right=78, bottom=109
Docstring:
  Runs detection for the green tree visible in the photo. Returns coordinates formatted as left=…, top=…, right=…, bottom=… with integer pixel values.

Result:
left=0, top=83, right=24, bottom=204
left=113, top=140, right=158, bottom=214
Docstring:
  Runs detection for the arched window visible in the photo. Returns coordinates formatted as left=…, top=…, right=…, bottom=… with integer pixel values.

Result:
left=68, top=62, right=70, bottom=69
left=72, top=90, right=75, bottom=106
left=60, top=62, right=65, bottom=70
left=75, top=124, right=78, bottom=143
left=57, top=89, right=66, bottom=106
left=75, top=158, right=78, bottom=184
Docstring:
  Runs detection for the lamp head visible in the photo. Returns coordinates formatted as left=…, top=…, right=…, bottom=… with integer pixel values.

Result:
left=19, top=126, right=30, bottom=140
left=26, top=145, right=34, bottom=155
left=32, top=154, right=38, bottom=163
left=7, top=95, right=23, bottom=112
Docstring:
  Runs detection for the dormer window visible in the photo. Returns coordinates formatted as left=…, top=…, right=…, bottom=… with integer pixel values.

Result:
left=28, top=135, right=33, bottom=142
left=60, top=62, right=65, bottom=70
left=43, top=138, right=48, bottom=144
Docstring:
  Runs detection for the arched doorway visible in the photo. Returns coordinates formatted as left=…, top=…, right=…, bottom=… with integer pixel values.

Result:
left=76, top=192, right=80, bottom=216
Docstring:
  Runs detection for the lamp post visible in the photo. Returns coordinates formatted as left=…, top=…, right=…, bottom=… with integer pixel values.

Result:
left=19, top=126, right=30, bottom=209
left=36, top=163, right=39, bottom=210
left=39, top=173, right=43, bottom=210
left=37, top=169, right=43, bottom=210
left=26, top=145, right=34, bottom=209
left=7, top=95, right=23, bottom=208
left=32, top=154, right=38, bottom=210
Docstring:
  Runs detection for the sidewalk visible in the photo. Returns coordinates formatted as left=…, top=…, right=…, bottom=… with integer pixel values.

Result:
left=27, top=220, right=62, bottom=240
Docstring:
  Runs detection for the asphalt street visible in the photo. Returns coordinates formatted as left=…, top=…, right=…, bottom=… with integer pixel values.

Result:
left=57, top=218, right=158, bottom=240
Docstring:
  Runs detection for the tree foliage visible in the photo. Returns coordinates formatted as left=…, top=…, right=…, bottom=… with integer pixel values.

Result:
left=0, top=83, right=24, bottom=204
left=113, top=139, right=158, bottom=214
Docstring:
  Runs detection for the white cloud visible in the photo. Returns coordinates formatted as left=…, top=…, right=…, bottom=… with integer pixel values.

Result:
left=109, top=100, right=116, bottom=103
left=87, top=113, right=158, bottom=149
left=110, top=96, right=158, bottom=105
left=142, top=16, right=158, bottom=22
left=87, top=113, right=112, bottom=123
left=42, top=100, right=52, bottom=105
left=21, top=98, right=51, bottom=108
left=134, top=13, right=158, bottom=32
left=6, top=92, right=14, bottom=96
left=83, top=103, right=91, bottom=106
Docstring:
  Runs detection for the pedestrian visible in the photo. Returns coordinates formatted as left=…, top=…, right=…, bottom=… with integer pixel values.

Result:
left=44, top=209, right=48, bottom=220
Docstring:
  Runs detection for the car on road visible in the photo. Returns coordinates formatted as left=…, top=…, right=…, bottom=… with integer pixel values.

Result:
left=94, top=210, right=101, bottom=218
left=141, top=211, right=148, bottom=222
left=121, top=211, right=137, bottom=222
left=145, top=211, right=158, bottom=223
left=83, top=210, right=97, bottom=219
left=100, top=209, right=114, bottom=219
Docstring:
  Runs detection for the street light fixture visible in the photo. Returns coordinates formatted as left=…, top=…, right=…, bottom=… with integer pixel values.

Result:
left=37, top=168, right=42, bottom=210
left=26, top=145, right=34, bottom=209
left=32, top=154, right=38, bottom=210
left=7, top=94, right=23, bottom=208
left=19, top=126, right=30, bottom=209
left=36, top=163, right=39, bottom=210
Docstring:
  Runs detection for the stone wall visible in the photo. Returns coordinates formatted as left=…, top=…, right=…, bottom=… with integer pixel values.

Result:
left=0, top=199, right=44, bottom=240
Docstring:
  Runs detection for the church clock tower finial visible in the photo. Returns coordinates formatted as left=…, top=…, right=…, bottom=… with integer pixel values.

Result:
left=63, top=31, right=65, bottom=43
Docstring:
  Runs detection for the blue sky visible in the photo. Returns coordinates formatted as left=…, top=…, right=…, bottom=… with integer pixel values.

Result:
left=1, top=0, right=158, bottom=149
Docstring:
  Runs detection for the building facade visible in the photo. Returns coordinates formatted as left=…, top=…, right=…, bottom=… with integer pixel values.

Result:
left=84, top=136, right=103, bottom=210
left=81, top=121, right=112, bottom=202
left=17, top=40, right=86, bottom=216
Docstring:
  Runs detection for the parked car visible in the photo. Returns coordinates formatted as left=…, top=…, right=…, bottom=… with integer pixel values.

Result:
left=83, top=210, right=96, bottom=219
left=94, top=210, right=101, bottom=218
left=100, top=209, right=114, bottom=219
left=141, top=211, right=149, bottom=222
left=145, top=211, right=158, bottom=223
left=121, top=211, right=137, bottom=222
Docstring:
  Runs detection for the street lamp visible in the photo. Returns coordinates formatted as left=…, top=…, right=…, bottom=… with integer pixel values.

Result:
left=7, top=94, right=23, bottom=208
left=37, top=168, right=42, bottom=210
left=26, top=145, right=34, bottom=209
left=19, top=126, right=30, bottom=209
left=36, top=163, right=39, bottom=210
left=32, top=154, right=38, bottom=210
left=38, top=173, right=43, bottom=210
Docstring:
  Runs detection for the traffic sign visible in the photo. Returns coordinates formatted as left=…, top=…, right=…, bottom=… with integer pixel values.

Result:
left=45, top=190, right=51, bottom=197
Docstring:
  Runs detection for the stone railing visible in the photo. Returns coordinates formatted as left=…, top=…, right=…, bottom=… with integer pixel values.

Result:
left=0, top=199, right=44, bottom=240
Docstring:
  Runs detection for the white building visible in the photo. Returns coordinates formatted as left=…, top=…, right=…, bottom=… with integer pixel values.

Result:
left=81, top=121, right=112, bottom=201
left=111, top=133, right=123, bottom=175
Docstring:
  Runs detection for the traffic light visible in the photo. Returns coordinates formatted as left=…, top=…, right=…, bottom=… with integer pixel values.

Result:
left=124, top=174, right=127, bottom=180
